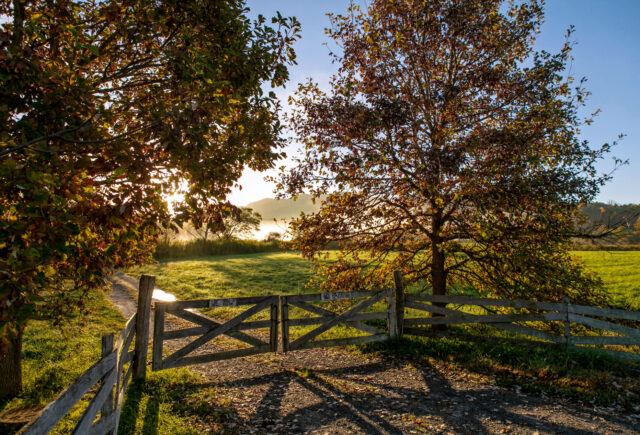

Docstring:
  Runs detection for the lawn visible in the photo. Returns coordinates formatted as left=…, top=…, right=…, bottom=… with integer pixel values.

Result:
left=128, top=252, right=316, bottom=300
left=572, top=250, right=640, bottom=310
left=129, top=250, right=640, bottom=309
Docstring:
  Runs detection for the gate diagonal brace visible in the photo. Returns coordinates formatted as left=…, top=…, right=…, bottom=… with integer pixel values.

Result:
left=168, top=308, right=267, bottom=347
left=289, top=291, right=386, bottom=350
left=291, top=299, right=384, bottom=336
left=163, top=298, right=272, bottom=368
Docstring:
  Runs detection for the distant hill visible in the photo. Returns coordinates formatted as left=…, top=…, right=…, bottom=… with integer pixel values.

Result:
left=246, top=194, right=322, bottom=221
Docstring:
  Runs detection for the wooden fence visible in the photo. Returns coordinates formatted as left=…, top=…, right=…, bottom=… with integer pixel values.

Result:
left=18, top=275, right=155, bottom=435
left=19, top=271, right=640, bottom=433
left=402, top=293, right=640, bottom=360
left=152, top=295, right=279, bottom=370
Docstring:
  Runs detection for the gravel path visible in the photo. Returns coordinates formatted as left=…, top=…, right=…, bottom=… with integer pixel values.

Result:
left=106, top=274, right=640, bottom=434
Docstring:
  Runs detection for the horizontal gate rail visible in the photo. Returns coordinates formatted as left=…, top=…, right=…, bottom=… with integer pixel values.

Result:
left=283, top=290, right=390, bottom=352
left=153, top=295, right=278, bottom=371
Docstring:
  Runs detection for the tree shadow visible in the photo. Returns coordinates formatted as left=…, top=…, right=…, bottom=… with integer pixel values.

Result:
left=191, top=351, right=636, bottom=434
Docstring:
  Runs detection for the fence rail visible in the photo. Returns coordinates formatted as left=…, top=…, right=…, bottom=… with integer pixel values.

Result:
left=403, top=294, right=640, bottom=360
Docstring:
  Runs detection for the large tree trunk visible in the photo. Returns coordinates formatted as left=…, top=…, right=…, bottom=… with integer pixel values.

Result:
left=0, top=328, right=23, bottom=400
left=431, top=211, right=448, bottom=330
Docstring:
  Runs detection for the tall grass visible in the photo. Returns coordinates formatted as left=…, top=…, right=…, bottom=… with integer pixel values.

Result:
left=153, top=238, right=291, bottom=259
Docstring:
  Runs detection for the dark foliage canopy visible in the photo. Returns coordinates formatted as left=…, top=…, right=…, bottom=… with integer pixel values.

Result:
left=0, top=0, right=299, bottom=343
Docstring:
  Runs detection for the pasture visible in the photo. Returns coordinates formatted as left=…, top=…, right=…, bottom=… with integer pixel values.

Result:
left=129, top=251, right=640, bottom=309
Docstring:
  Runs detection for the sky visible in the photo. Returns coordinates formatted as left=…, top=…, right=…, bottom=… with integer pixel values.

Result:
left=229, top=0, right=640, bottom=206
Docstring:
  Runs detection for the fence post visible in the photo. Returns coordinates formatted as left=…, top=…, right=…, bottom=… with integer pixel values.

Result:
left=279, top=296, right=289, bottom=353
left=100, top=333, right=115, bottom=431
left=270, top=299, right=279, bottom=353
left=152, top=302, right=165, bottom=372
left=563, top=296, right=572, bottom=347
left=390, top=271, right=405, bottom=339
left=133, top=275, right=154, bottom=380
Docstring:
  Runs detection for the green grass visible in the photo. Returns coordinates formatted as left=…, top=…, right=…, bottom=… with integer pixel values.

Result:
left=117, top=369, right=246, bottom=434
left=129, top=252, right=315, bottom=300
left=0, top=289, right=125, bottom=433
left=572, top=250, right=640, bottom=310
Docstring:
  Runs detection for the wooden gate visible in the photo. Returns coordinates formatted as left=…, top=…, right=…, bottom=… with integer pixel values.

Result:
left=281, top=290, right=391, bottom=352
left=152, top=295, right=279, bottom=370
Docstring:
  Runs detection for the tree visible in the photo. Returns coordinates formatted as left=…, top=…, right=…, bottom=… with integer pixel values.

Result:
left=195, top=207, right=262, bottom=240
left=0, top=0, right=299, bottom=398
left=266, top=231, right=282, bottom=242
left=280, top=0, right=617, bottom=305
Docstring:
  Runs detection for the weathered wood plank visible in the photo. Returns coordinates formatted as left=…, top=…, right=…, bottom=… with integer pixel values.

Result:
left=100, top=334, right=114, bottom=420
left=134, top=275, right=154, bottom=380
left=405, top=294, right=562, bottom=311
left=167, top=309, right=267, bottom=347
left=568, top=304, right=640, bottom=321
left=163, top=345, right=272, bottom=369
left=287, top=290, right=387, bottom=303
left=159, top=295, right=276, bottom=311
left=118, top=328, right=136, bottom=375
left=163, top=299, right=272, bottom=368
left=19, top=352, right=116, bottom=435
left=403, top=313, right=564, bottom=326
left=405, top=300, right=453, bottom=316
left=568, top=314, right=640, bottom=338
left=280, top=296, right=290, bottom=353
left=391, top=271, right=404, bottom=338
left=287, top=312, right=387, bottom=328
left=114, top=313, right=136, bottom=353
left=72, top=367, right=117, bottom=435
left=293, top=333, right=389, bottom=351
left=152, top=303, right=165, bottom=372
left=270, top=303, right=279, bottom=352
left=88, top=411, right=116, bottom=435
left=289, top=291, right=385, bottom=351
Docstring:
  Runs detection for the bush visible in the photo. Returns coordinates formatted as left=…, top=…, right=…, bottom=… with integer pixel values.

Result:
left=153, top=239, right=292, bottom=259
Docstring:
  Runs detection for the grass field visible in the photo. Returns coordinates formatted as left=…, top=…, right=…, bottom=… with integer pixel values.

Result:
left=130, top=250, right=640, bottom=309
left=572, top=251, right=640, bottom=310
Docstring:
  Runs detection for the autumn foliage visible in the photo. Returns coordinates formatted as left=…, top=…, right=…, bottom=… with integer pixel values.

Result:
left=280, top=0, right=615, bottom=304
left=0, top=0, right=299, bottom=396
